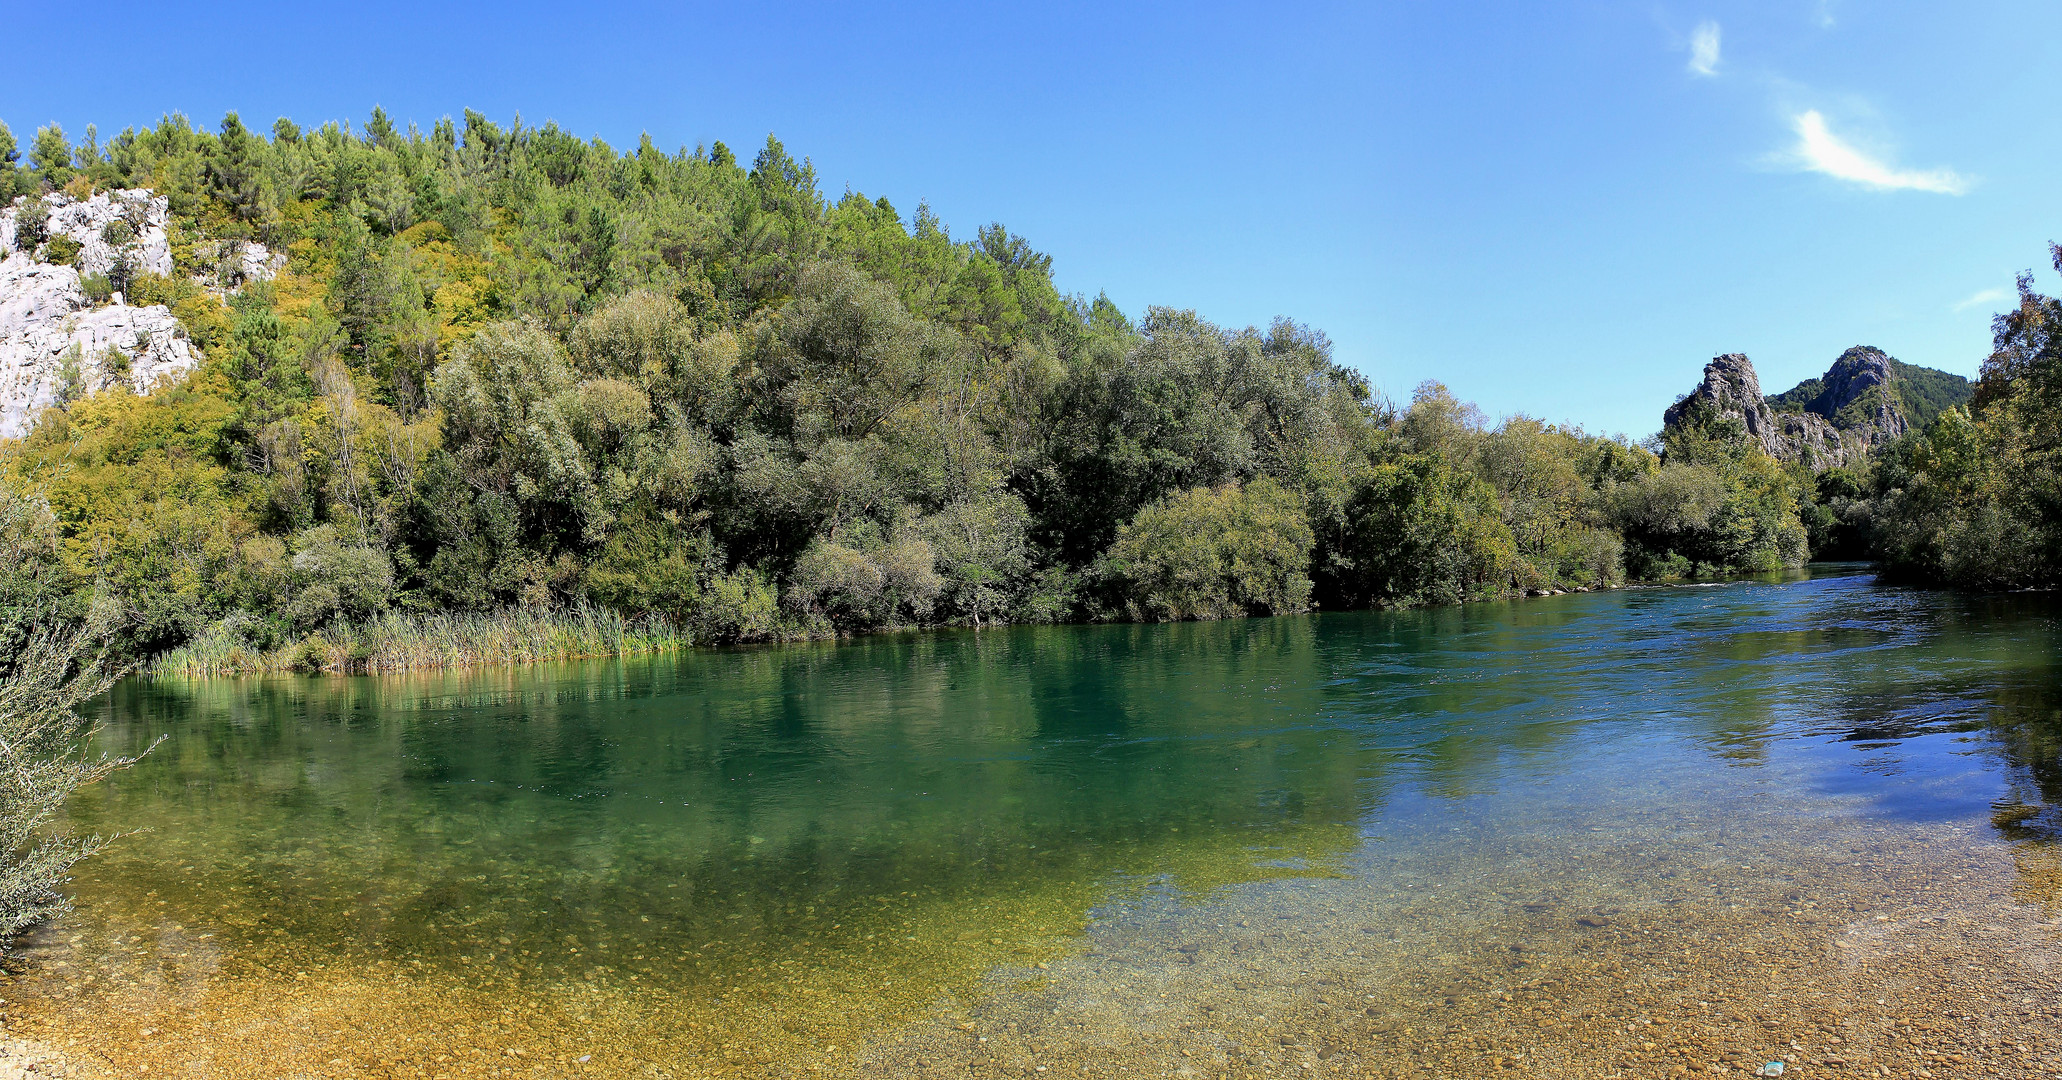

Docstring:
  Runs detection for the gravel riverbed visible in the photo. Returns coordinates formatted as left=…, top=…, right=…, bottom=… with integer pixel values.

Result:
left=7, top=780, right=2060, bottom=1079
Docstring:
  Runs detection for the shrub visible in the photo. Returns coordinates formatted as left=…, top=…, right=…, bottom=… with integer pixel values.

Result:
left=97, top=346, right=131, bottom=385
left=0, top=488, right=149, bottom=943
left=693, top=567, right=784, bottom=643
left=285, top=524, right=397, bottom=631
left=1100, top=478, right=1315, bottom=621
left=787, top=529, right=942, bottom=632
left=106, top=251, right=134, bottom=299
left=42, top=235, right=81, bottom=266
left=52, top=345, right=85, bottom=408
left=1611, top=459, right=1806, bottom=578
left=10, top=201, right=46, bottom=253
left=1326, top=456, right=1511, bottom=608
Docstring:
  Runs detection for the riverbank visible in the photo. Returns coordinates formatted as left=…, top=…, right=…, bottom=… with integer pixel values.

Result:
left=139, top=569, right=1790, bottom=680
left=145, top=606, right=687, bottom=678
left=0, top=1037, right=70, bottom=1079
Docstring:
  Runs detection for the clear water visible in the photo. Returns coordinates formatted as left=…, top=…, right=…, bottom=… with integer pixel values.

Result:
left=14, top=566, right=2062, bottom=1077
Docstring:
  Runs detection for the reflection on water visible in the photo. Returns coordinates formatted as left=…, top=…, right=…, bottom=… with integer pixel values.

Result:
left=11, top=566, right=2062, bottom=1077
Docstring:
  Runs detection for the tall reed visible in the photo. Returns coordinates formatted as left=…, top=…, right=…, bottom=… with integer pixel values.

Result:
left=148, top=606, right=687, bottom=678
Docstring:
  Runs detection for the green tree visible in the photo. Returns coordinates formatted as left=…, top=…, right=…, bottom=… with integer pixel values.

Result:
left=205, top=112, right=267, bottom=220
left=1324, top=455, right=1511, bottom=608
left=1099, top=478, right=1315, bottom=621
left=27, top=125, right=73, bottom=190
left=0, top=121, right=21, bottom=199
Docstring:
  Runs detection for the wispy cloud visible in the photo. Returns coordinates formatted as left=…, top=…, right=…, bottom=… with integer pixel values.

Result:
left=1953, top=287, right=2010, bottom=314
left=1786, top=111, right=1969, bottom=194
left=1688, top=21, right=1721, bottom=76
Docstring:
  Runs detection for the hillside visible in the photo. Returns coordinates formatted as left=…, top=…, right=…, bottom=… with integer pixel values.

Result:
left=1765, top=346, right=1972, bottom=437
left=1665, top=347, right=1972, bottom=472
left=0, top=108, right=1825, bottom=672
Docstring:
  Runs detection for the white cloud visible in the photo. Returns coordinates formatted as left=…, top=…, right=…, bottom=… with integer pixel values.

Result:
left=1787, top=111, right=1969, bottom=194
left=1953, top=287, right=2010, bottom=314
left=1688, top=21, right=1721, bottom=76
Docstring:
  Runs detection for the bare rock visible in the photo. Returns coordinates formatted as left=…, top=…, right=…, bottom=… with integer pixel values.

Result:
left=3, top=189, right=176, bottom=280
left=0, top=188, right=275, bottom=439
left=1663, top=352, right=1899, bottom=471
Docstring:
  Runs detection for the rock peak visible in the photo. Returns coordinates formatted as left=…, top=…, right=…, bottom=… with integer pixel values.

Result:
left=1662, top=350, right=1907, bottom=471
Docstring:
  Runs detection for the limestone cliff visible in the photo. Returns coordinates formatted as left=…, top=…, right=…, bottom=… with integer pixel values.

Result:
left=1663, top=348, right=1970, bottom=471
left=0, top=189, right=281, bottom=439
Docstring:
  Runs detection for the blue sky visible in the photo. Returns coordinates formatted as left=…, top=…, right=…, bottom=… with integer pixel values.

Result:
left=8, top=0, right=2057, bottom=436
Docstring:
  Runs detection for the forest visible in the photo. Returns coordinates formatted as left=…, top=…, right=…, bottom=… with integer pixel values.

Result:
left=1855, top=257, right=2062, bottom=590
left=0, top=110, right=2049, bottom=675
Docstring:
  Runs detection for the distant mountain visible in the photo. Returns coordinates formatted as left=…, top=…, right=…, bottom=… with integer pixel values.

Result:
left=1765, top=347, right=1972, bottom=436
left=1663, top=347, right=1973, bottom=471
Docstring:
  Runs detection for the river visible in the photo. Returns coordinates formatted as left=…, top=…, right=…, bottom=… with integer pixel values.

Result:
left=9, top=565, right=2062, bottom=1078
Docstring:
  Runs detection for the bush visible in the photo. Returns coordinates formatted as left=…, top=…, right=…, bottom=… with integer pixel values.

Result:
left=97, top=346, right=131, bottom=386
left=52, top=345, right=85, bottom=408
left=10, top=201, right=46, bottom=253
left=787, top=528, right=942, bottom=631
left=582, top=508, right=710, bottom=621
left=42, top=235, right=80, bottom=266
left=693, top=566, right=784, bottom=643
left=79, top=273, right=114, bottom=305
left=1099, top=478, right=1314, bottom=621
left=285, top=524, right=397, bottom=631
left=0, top=488, right=149, bottom=943
left=1326, top=456, right=1511, bottom=608
left=1612, top=458, right=1806, bottom=578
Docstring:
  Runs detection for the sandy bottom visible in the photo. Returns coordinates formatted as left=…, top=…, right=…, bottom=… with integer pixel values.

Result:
left=6, top=788, right=2060, bottom=1080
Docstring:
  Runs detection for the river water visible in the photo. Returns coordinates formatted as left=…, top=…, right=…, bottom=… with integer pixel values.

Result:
left=10, top=567, right=2062, bottom=1078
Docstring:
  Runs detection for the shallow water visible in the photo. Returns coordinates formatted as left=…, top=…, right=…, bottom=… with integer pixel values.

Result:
left=12, top=566, right=2062, bottom=1078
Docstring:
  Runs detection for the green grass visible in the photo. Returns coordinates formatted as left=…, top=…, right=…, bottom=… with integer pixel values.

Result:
left=148, top=606, right=687, bottom=678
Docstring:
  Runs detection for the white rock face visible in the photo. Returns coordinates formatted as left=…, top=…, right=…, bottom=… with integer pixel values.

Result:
left=0, top=189, right=280, bottom=439
left=1, top=188, right=176, bottom=279
left=191, top=237, right=288, bottom=295
left=0, top=254, right=200, bottom=437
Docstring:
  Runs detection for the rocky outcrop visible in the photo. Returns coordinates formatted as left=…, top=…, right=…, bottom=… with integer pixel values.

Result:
left=0, top=255, right=200, bottom=436
left=0, top=189, right=280, bottom=439
left=1771, top=346, right=1911, bottom=440
left=192, top=237, right=287, bottom=295
left=1663, top=351, right=1899, bottom=471
left=0, top=188, right=176, bottom=279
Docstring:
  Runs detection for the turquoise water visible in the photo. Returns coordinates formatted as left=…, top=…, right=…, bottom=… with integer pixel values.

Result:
left=19, top=566, right=2062, bottom=1076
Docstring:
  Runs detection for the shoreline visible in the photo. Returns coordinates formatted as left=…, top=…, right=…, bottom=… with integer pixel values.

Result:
left=138, top=568, right=1843, bottom=682
left=0, top=1036, right=69, bottom=1079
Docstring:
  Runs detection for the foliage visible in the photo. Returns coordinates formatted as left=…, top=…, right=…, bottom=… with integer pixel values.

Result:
left=1624, top=398, right=1809, bottom=576
left=1098, top=478, right=1314, bottom=621
left=1859, top=257, right=2062, bottom=589
left=11, top=199, right=47, bottom=252
left=0, top=482, right=148, bottom=942
left=1767, top=354, right=1974, bottom=435
left=1885, top=358, right=1982, bottom=433
left=0, top=105, right=1834, bottom=675
left=148, top=604, right=683, bottom=677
